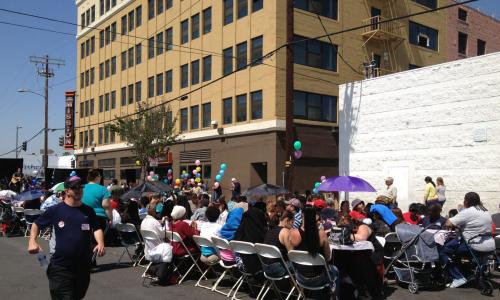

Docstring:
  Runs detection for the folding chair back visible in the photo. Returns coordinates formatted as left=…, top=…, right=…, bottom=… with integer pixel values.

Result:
left=166, top=230, right=182, bottom=243
left=212, top=236, right=231, bottom=250
left=288, top=250, right=332, bottom=292
left=376, top=236, right=386, bottom=247
left=140, top=229, right=162, bottom=256
left=117, top=223, right=142, bottom=246
left=230, top=240, right=257, bottom=255
left=193, top=235, right=215, bottom=248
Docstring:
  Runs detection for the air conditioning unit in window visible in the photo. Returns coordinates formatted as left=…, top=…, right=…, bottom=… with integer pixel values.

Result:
left=211, top=120, right=218, bottom=129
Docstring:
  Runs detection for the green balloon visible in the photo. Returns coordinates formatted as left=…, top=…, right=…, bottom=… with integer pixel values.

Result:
left=293, top=141, right=302, bottom=151
left=314, top=182, right=321, bottom=188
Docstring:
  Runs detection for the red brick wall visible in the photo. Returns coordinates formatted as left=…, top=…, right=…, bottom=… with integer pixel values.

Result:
left=448, top=1, right=500, bottom=61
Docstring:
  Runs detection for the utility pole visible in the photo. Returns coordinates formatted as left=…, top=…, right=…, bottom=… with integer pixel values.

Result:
left=285, top=0, right=294, bottom=190
left=30, top=55, right=65, bottom=181
left=15, top=125, right=22, bottom=159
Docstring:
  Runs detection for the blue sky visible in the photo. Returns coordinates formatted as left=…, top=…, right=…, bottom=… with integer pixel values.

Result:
left=0, top=0, right=498, bottom=165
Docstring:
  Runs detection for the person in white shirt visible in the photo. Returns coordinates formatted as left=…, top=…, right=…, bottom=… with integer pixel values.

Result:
left=440, top=192, right=495, bottom=288
left=384, top=177, right=397, bottom=207
left=199, top=206, right=222, bottom=264
left=140, top=204, right=167, bottom=250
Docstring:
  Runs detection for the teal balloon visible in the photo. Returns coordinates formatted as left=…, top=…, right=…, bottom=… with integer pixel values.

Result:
left=220, top=163, right=227, bottom=170
left=314, top=182, right=321, bottom=189
left=163, top=179, right=168, bottom=183
left=293, top=141, right=302, bottom=151
left=215, top=174, right=222, bottom=182
left=313, top=188, right=318, bottom=194
left=153, top=175, right=159, bottom=181
left=219, top=169, right=225, bottom=176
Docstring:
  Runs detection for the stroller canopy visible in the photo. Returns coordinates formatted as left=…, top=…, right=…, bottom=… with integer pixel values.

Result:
left=396, top=223, right=439, bottom=262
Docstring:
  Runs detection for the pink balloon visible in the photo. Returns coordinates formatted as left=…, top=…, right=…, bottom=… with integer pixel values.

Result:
left=294, top=150, right=302, bottom=159
left=192, top=169, right=198, bottom=175
left=214, top=182, right=220, bottom=188
left=195, top=159, right=201, bottom=166
left=190, top=179, right=195, bottom=184
left=147, top=175, right=153, bottom=181
left=320, top=176, right=326, bottom=182
left=149, top=171, right=155, bottom=176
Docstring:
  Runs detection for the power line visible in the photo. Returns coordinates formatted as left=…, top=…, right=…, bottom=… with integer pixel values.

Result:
left=0, top=128, right=44, bottom=157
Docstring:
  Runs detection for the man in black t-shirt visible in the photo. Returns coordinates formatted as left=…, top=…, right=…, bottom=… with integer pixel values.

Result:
left=28, top=176, right=105, bottom=300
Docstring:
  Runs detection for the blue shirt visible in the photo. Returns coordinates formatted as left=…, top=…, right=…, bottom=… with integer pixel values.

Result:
left=82, top=183, right=110, bottom=218
left=35, top=202, right=100, bottom=267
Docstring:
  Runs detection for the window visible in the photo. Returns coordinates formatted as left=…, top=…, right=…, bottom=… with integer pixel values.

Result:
left=105, top=26, right=111, bottom=45
left=293, top=35, right=337, bottom=71
left=181, top=64, right=189, bottom=88
left=458, top=32, right=468, bottom=55
left=99, top=63, right=104, bottom=80
left=106, top=0, right=111, bottom=11
left=203, top=7, right=212, bottom=34
left=91, top=5, right=96, bottom=22
left=148, top=76, right=154, bottom=98
left=104, top=127, right=109, bottom=144
left=251, top=36, right=263, bottom=65
left=223, top=47, right=233, bottom=75
left=166, top=0, right=173, bottom=9
left=157, top=0, right=163, bottom=15
left=165, top=110, right=173, bottom=128
left=86, top=9, right=91, bottom=27
left=477, top=39, right=486, bottom=56
left=99, top=30, right=104, bottom=48
left=180, top=108, right=188, bottom=132
left=79, top=131, right=83, bottom=147
left=293, top=91, right=337, bottom=122
left=90, top=67, right=95, bottom=84
left=105, top=93, right=110, bottom=111
left=251, top=90, right=262, bottom=120
left=128, top=10, right=135, bottom=32
left=80, top=43, right=85, bottom=59
left=458, top=8, right=467, bottom=22
left=409, top=64, right=421, bottom=70
left=136, top=81, right=142, bottom=101
left=100, top=0, right=104, bottom=16
left=412, top=0, right=437, bottom=9
left=121, top=51, right=127, bottom=70
left=294, top=0, right=338, bottom=20
left=128, top=47, right=134, bottom=68
left=236, top=94, right=247, bottom=122
left=111, top=56, right=116, bottom=75
left=191, top=60, right=200, bottom=85
left=252, top=0, right=263, bottom=12
left=128, top=84, right=134, bottom=104
left=156, top=32, right=164, bottom=55
left=156, top=73, right=164, bottom=96
left=148, top=37, right=155, bottom=59
left=91, top=36, right=95, bottom=53
left=85, top=40, right=90, bottom=57
left=203, top=165, right=212, bottom=179
left=165, top=27, right=173, bottom=51
left=203, top=55, right=212, bottom=82
left=191, top=105, right=199, bottom=129
left=85, top=70, right=90, bottom=86
left=81, top=13, right=85, bottom=30
left=181, top=19, right=189, bottom=44
left=236, top=42, right=247, bottom=69
left=223, top=97, right=233, bottom=124
left=224, top=0, right=233, bottom=25
left=84, top=100, right=89, bottom=117
left=111, top=22, right=116, bottom=41
left=409, top=21, right=438, bottom=51
left=237, top=0, right=247, bottom=19
left=191, top=14, right=200, bottom=40
left=148, top=0, right=155, bottom=19
left=80, top=72, right=84, bottom=88
left=90, top=99, right=95, bottom=115
left=99, top=95, right=104, bottom=113
left=80, top=102, right=84, bottom=118
left=111, top=91, right=116, bottom=109
left=89, top=129, right=94, bottom=146
left=104, top=60, right=110, bottom=78
left=98, top=127, right=103, bottom=144
left=121, top=15, right=127, bottom=35
left=121, top=87, right=127, bottom=105
left=165, top=70, right=173, bottom=92
left=136, top=43, right=142, bottom=64
left=202, top=102, right=211, bottom=128
left=136, top=6, right=142, bottom=27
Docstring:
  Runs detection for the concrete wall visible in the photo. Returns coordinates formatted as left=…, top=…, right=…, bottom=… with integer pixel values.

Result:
left=339, top=52, right=500, bottom=213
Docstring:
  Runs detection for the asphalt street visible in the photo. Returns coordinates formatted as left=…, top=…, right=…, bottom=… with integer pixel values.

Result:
left=0, top=236, right=498, bottom=299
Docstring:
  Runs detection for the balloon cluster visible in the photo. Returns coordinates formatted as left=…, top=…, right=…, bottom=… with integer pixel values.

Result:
left=192, top=160, right=202, bottom=184
left=214, top=163, right=228, bottom=188
left=146, top=171, right=159, bottom=182
left=293, top=140, right=302, bottom=159
left=312, top=176, right=327, bottom=194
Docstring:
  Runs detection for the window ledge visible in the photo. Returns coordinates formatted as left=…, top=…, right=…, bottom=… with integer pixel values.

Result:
left=294, top=119, right=338, bottom=127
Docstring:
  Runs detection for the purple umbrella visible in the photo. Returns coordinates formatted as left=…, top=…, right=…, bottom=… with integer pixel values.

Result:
left=318, top=176, right=376, bottom=192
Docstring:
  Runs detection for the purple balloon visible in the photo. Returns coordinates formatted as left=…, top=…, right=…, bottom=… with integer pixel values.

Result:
left=294, top=150, right=302, bottom=159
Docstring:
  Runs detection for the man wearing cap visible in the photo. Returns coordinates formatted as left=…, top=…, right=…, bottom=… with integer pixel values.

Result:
left=286, top=198, right=302, bottom=229
left=384, top=177, right=397, bottom=207
left=28, top=176, right=105, bottom=300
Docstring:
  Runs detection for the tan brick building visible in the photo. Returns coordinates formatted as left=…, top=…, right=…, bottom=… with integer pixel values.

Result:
left=75, top=0, right=448, bottom=193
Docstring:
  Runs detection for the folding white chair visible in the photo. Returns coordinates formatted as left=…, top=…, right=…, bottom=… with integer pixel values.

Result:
left=116, top=223, right=144, bottom=266
left=211, top=236, right=243, bottom=297
left=165, top=230, right=204, bottom=284
left=254, top=243, right=299, bottom=300
left=229, top=240, right=267, bottom=300
left=139, top=229, right=162, bottom=286
left=193, top=235, right=222, bottom=289
left=287, top=250, right=335, bottom=300
left=23, top=209, right=42, bottom=237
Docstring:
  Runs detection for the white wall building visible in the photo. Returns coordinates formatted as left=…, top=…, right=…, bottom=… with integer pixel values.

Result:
left=339, top=52, right=500, bottom=212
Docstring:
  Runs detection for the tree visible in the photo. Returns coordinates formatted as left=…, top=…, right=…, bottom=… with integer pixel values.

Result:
left=107, top=104, right=177, bottom=181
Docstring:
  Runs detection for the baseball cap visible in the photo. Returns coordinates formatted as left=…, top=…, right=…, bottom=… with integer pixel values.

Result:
left=285, top=198, right=301, bottom=209
left=64, top=176, right=82, bottom=189
left=313, top=199, right=327, bottom=209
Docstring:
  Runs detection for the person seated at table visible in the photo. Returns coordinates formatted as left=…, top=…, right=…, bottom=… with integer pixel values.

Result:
left=403, top=203, right=422, bottom=225
left=261, top=211, right=294, bottom=277
left=199, top=206, right=223, bottom=264
left=191, top=197, right=209, bottom=222
left=340, top=200, right=350, bottom=215
left=349, top=199, right=367, bottom=220
left=391, top=207, right=404, bottom=226
left=170, top=205, right=200, bottom=257
left=420, top=203, right=447, bottom=230
left=440, top=192, right=495, bottom=288
left=289, top=207, right=338, bottom=292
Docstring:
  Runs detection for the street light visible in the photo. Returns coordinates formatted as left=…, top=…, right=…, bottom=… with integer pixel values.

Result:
left=15, top=125, right=22, bottom=159
left=18, top=88, right=48, bottom=178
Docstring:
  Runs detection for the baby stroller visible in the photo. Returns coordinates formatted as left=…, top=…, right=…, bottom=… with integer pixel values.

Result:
left=0, top=198, right=22, bottom=236
left=385, top=223, right=444, bottom=294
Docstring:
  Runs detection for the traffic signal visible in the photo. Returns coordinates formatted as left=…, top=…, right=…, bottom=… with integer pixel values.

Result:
left=21, top=141, right=27, bottom=151
left=70, top=159, right=76, bottom=169
left=59, top=136, right=64, bottom=147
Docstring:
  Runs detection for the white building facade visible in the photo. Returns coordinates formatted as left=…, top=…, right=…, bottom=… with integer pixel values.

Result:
left=339, top=52, right=500, bottom=212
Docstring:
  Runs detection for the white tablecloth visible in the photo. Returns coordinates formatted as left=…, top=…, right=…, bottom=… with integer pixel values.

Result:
left=330, top=240, right=374, bottom=252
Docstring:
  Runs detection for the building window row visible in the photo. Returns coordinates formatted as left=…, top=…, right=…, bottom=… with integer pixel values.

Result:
left=223, top=35, right=263, bottom=76
left=79, top=99, right=95, bottom=118
left=80, top=5, right=96, bottom=30
left=294, top=0, right=338, bottom=20
left=121, top=5, right=142, bottom=35
left=100, top=0, right=117, bottom=17
left=180, top=7, right=211, bottom=45
left=222, top=90, right=263, bottom=125
left=99, top=22, right=117, bottom=48
left=293, top=90, right=337, bottom=123
left=409, top=21, right=438, bottom=51
left=98, top=91, right=117, bottom=113
left=148, top=0, right=173, bottom=20
left=224, top=0, right=263, bottom=26
left=80, top=67, right=95, bottom=88
left=97, top=126, right=115, bottom=145
left=80, top=36, right=96, bottom=59
left=121, top=44, right=142, bottom=70
left=120, top=81, right=142, bottom=105
left=293, top=35, right=337, bottom=72
left=79, top=129, right=95, bottom=148
left=98, top=56, right=117, bottom=80
left=148, top=27, right=174, bottom=59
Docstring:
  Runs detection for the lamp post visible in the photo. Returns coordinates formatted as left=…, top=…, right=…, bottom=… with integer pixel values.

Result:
left=15, top=125, right=22, bottom=159
left=17, top=89, right=48, bottom=174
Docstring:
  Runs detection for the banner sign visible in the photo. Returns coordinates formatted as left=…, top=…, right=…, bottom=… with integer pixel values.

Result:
left=64, top=91, right=76, bottom=150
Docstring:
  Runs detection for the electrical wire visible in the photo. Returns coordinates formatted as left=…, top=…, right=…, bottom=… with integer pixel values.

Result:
left=0, top=128, right=44, bottom=157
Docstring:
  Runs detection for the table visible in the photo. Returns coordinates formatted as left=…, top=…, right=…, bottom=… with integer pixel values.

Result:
left=330, top=240, right=374, bottom=252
